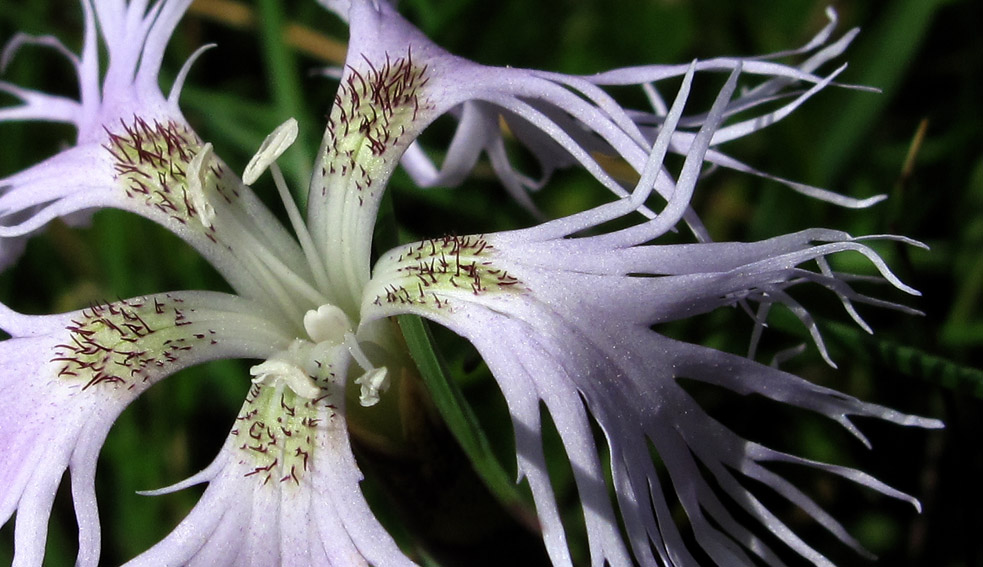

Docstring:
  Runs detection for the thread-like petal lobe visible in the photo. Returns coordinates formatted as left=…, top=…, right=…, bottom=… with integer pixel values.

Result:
left=321, top=0, right=875, bottom=229
left=0, top=0, right=309, bottom=293
left=0, top=292, right=290, bottom=567
left=125, top=346, right=416, bottom=567
left=363, top=227, right=941, bottom=567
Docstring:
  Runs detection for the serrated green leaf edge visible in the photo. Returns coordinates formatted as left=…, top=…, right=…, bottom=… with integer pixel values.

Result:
left=822, top=320, right=983, bottom=398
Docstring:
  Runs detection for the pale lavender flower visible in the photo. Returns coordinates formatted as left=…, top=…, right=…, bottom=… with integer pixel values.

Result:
left=325, top=0, right=883, bottom=223
left=0, top=1, right=414, bottom=565
left=0, top=1, right=941, bottom=567
left=329, top=1, right=942, bottom=566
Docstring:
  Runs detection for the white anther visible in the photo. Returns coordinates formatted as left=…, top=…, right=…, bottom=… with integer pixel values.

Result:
left=355, top=367, right=389, bottom=407
left=250, top=359, right=321, bottom=399
left=304, top=304, right=351, bottom=345
left=188, top=142, right=216, bottom=227
left=342, top=331, right=390, bottom=406
left=243, top=117, right=299, bottom=185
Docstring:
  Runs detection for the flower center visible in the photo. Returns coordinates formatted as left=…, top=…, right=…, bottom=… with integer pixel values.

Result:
left=233, top=302, right=392, bottom=486
left=248, top=303, right=390, bottom=407
left=233, top=119, right=394, bottom=407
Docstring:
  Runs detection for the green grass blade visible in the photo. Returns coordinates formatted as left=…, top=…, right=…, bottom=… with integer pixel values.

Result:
left=822, top=320, right=983, bottom=398
left=812, top=0, right=948, bottom=185
left=256, top=0, right=314, bottom=204
left=397, top=314, right=530, bottom=511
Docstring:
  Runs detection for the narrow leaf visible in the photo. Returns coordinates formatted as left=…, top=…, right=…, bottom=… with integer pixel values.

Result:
left=822, top=320, right=983, bottom=398
left=398, top=314, right=531, bottom=511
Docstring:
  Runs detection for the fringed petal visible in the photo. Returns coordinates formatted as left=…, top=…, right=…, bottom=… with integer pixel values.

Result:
left=125, top=349, right=416, bottom=567
left=321, top=0, right=875, bottom=226
left=363, top=215, right=940, bottom=567
left=0, top=292, right=290, bottom=567
left=0, top=0, right=313, bottom=290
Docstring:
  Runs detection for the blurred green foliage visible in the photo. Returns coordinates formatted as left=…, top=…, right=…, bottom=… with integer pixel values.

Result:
left=0, top=0, right=980, bottom=565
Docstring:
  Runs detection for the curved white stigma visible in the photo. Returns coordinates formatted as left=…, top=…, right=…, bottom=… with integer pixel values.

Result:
left=306, top=305, right=391, bottom=406
left=243, top=118, right=332, bottom=293
left=344, top=332, right=390, bottom=407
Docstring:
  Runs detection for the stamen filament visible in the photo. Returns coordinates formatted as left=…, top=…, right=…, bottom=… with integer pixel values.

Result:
left=238, top=246, right=308, bottom=324
left=343, top=331, right=373, bottom=371
left=343, top=331, right=390, bottom=406
left=191, top=170, right=329, bottom=320
left=240, top=238, right=327, bottom=307
left=270, top=162, right=332, bottom=293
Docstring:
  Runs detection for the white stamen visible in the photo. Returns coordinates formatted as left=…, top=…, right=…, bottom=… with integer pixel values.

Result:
left=242, top=117, right=333, bottom=292
left=181, top=142, right=330, bottom=318
left=304, top=304, right=351, bottom=344
left=344, top=332, right=373, bottom=371
left=355, top=367, right=389, bottom=407
left=250, top=359, right=321, bottom=399
left=188, top=142, right=216, bottom=227
left=271, top=162, right=333, bottom=292
left=343, top=332, right=390, bottom=406
left=243, top=117, right=299, bottom=185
